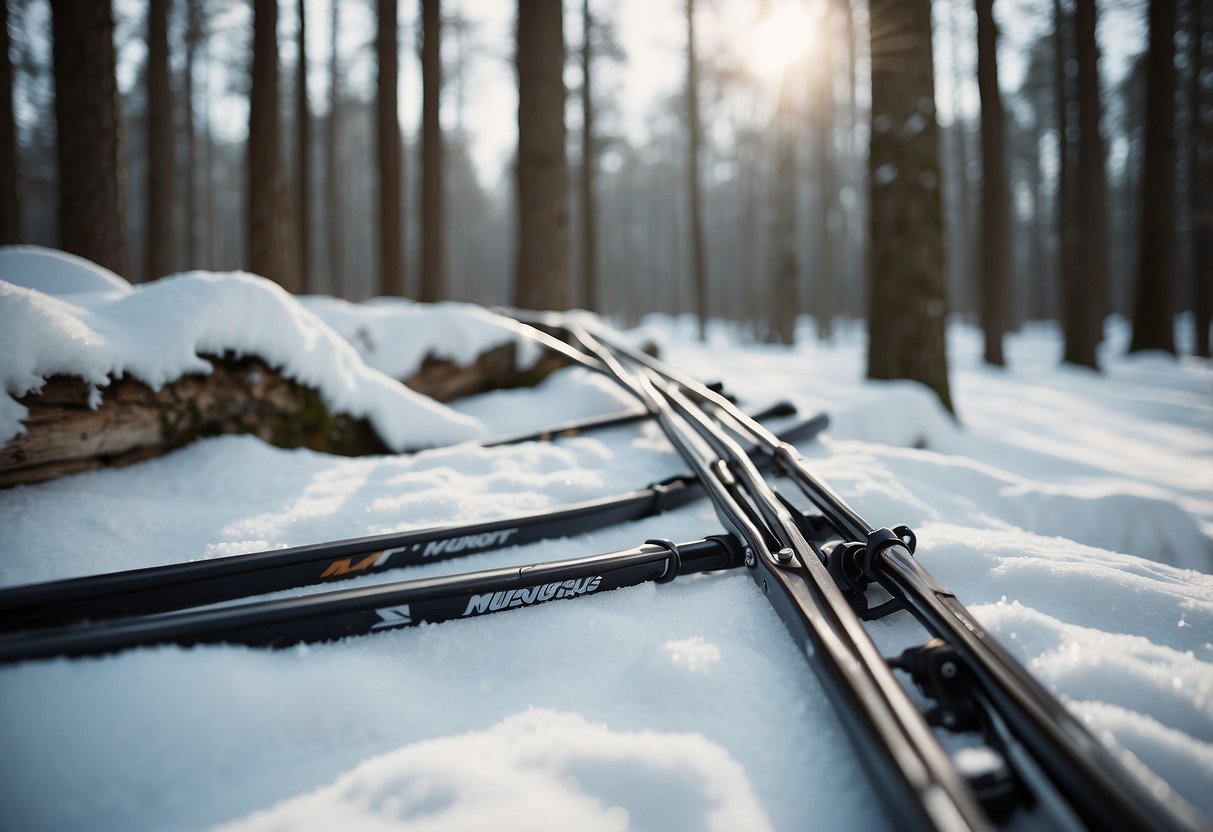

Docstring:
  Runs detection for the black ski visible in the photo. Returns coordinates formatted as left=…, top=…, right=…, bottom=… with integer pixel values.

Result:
left=579, top=320, right=1208, bottom=832
left=563, top=323, right=993, bottom=831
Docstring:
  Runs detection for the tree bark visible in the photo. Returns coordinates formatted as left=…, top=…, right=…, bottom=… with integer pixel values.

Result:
left=771, top=73, right=797, bottom=346
left=975, top=0, right=1008, bottom=366
left=51, top=0, right=129, bottom=278
left=840, top=0, right=861, bottom=317
left=0, top=358, right=389, bottom=488
left=420, top=0, right=445, bottom=302
left=513, top=0, right=570, bottom=311
left=1028, top=134, right=1048, bottom=321
left=145, top=0, right=174, bottom=280
left=1068, top=0, right=1106, bottom=365
left=947, top=0, right=974, bottom=319
left=248, top=0, right=300, bottom=291
left=296, top=0, right=312, bottom=292
left=1077, top=0, right=1109, bottom=331
left=579, top=0, right=599, bottom=312
left=866, top=0, right=953, bottom=413
left=201, top=34, right=215, bottom=267
left=1053, top=0, right=1085, bottom=363
left=326, top=0, right=343, bottom=296
left=1189, top=0, right=1211, bottom=357
left=813, top=2, right=839, bottom=341
left=183, top=0, right=203, bottom=269
left=686, top=0, right=708, bottom=339
left=0, top=0, right=24, bottom=244
left=1130, top=0, right=1178, bottom=354
left=0, top=347, right=572, bottom=488
left=377, top=0, right=405, bottom=297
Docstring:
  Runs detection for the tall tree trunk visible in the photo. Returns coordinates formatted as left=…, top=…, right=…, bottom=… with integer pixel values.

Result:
left=948, top=0, right=973, bottom=319
left=579, top=0, right=598, bottom=312
left=248, top=0, right=300, bottom=290
left=1189, top=0, right=1211, bottom=357
left=326, top=0, right=342, bottom=296
left=1085, top=1, right=1110, bottom=331
left=377, top=0, right=405, bottom=297
left=51, top=0, right=128, bottom=278
left=513, top=0, right=569, bottom=311
left=975, top=0, right=1007, bottom=366
left=867, top=0, right=953, bottom=413
left=0, top=0, right=24, bottom=244
left=145, top=0, right=174, bottom=280
left=183, top=0, right=203, bottom=269
left=1072, top=0, right=1107, bottom=362
left=686, top=0, right=708, bottom=339
left=296, top=0, right=311, bottom=292
left=812, top=2, right=838, bottom=341
left=419, top=0, right=444, bottom=301
left=200, top=33, right=215, bottom=268
left=840, top=0, right=860, bottom=314
left=771, top=73, right=797, bottom=345
left=1029, top=143, right=1048, bottom=321
left=1053, top=0, right=1084, bottom=362
left=1130, top=0, right=1178, bottom=353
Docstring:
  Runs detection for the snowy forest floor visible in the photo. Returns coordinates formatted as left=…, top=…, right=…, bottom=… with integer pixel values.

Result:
left=1, top=301, right=1210, bottom=831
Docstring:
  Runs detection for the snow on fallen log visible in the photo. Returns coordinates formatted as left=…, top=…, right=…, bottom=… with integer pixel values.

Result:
left=0, top=249, right=578, bottom=486
left=303, top=295, right=572, bottom=402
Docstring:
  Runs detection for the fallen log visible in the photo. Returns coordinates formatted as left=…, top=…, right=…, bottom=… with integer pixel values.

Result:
left=1, top=343, right=572, bottom=489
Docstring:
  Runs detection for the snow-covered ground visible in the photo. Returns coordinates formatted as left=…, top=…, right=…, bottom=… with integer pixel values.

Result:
left=0, top=260, right=1210, bottom=831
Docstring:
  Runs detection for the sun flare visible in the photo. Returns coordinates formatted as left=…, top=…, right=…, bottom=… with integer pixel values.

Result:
left=751, top=3, right=816, bottom=80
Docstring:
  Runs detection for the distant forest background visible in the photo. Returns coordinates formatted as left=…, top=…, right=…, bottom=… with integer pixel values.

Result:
left=2, top=0, right=1210, bottom=400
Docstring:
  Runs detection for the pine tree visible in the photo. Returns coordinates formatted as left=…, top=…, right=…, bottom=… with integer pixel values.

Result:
left=296, top=0, right=312, bottom=292
left=975, top=0, right=1008, bottom=366
left=867, top=0, right=954, bottom=413
left=326, top=0, right=343, bottom=295
left=0, top=0, right=24, bottom=245
left=579, top=0, right=599, bottom=312
left=377, top=0, right=405, bottom=297
left=183, top=0, right=205, bottom=268
left=513, top=0, right=570, bottom=311
left=1188, top=0, right=1211, bottom=357
left=1059, top=0, right=1106, bottom=367
left=1129, top=0, right=1178, bottom=354
left=770, top=72, right=798, bottom=346
left=811, top=1, right=840, bottom=342
left=419, top=0, right=445, bottom=302
left=248, top=0, right=300, bottom=290
left=145, top=0, right=174, bottom=280
left=685, top=0, right=708, bottom=339
left=51, top=0, right=129, bottom=277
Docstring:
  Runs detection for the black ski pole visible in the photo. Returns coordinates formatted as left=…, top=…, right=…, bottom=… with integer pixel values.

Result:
left=0, top=413, right=827, bottom=631
left=0, top=535, right=746, bottom=664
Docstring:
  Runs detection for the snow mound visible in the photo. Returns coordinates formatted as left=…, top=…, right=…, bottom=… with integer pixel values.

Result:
left=0, top=268, right=486, bottom=450
left=826, top=380, right=964, bottom=453
left=815, top=442, right=1213, bottom=571
left=217, top=710, right=772, bottom=832
left=451, top=366, right=638, bottom=434
left=0, top=245, right=133, bottom=297
left=303, top=296, right=543, bottom=381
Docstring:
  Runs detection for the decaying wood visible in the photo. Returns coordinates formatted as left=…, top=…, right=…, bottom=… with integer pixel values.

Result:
left=1, top=343, right=572, bottom=489
left=1, top=355, right=387, bottom=488
left=405, top=343, right=571, bottom=402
